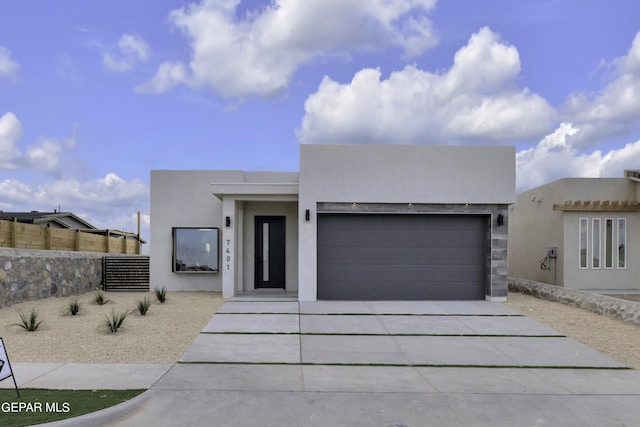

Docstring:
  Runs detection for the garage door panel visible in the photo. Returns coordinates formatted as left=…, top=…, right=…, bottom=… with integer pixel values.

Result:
left=319, top=264, right=484, bottom=283
left=319, top=230, right=484, bottom=249
left=317, top=280, right=485, bottom=301
left=317, top=214, right=486, bottom=300
left=318, top=247, right=484, bottom=266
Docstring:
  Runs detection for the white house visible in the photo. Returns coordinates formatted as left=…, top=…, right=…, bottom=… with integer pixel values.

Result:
left=150, top=144, right=515, bottom=301
left=509, top=171, right=640, bottom=291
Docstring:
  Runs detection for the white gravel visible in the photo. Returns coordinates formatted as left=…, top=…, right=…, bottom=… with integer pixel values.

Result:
left=503, top=292, right=640, bottom=370
left=0, top=291, right=225, bottom=364
left=1, top=290, right=639, bottom=369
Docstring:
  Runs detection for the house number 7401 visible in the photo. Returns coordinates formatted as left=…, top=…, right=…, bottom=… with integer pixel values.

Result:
left=225, top=239, right=231, bottom=270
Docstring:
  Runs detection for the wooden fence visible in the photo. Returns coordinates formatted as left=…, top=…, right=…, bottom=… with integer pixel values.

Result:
left=0, top=219, right=142, bottom=254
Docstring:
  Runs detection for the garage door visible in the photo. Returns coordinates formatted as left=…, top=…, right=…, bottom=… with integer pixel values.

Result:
left=317, top=214, right=486, bottom=300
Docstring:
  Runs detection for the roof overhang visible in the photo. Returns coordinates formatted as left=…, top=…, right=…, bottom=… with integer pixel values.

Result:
left=212, top=182, right=299, bottom=200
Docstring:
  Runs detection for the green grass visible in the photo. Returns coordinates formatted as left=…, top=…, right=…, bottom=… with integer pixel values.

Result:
left=154, top=286, right=167, bottom=303
left=0, top=388, right=144, bottom=427
left=13, top=309, right=43, bottom=332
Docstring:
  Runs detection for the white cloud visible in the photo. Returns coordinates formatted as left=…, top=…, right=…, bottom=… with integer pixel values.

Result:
left=139, top=0, right=438, bottom=98
left=103, top=34, right=151, bottom=73
left=297, top=27, right=555, bottom=144
left=0, top=46, right=18, bottom=81
left=562, top=30, right=640, bottom=147
left=0, top=112, right=22, bottom=168
left=0, top=112, right=79, bottom=175
left=0, top=174, right=149, bottom=230
left=516, top=123, right=640, bottom=192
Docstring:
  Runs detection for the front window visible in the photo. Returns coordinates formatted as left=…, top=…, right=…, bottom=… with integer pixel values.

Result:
left=172, top=227, right=219, bottom=273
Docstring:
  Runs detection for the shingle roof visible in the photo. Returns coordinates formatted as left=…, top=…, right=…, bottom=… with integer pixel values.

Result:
left=0, top=211, right=97, bottom=229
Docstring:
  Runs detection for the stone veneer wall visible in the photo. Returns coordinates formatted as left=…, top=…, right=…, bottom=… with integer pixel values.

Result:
left=0, top=248, right=104, bottom=308
left=509, top=277, right=640, bottom=326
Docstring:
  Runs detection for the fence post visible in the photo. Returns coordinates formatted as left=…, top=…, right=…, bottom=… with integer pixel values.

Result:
left=46, top=224, right=52, bottom=250
left=11, top=218, right=17, bottom=248
left=75, top=229, right=80, bottom=251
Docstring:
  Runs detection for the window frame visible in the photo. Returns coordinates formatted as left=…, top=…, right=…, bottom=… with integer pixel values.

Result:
left=578, top=218, right=588, bottom=269
left=592, top=218, right=601, bottom=269
left=172, top=227, right=220, bottom=273
left=604, top=218, right=614, bottom=269
left=618, top=218, right=626, bottom=269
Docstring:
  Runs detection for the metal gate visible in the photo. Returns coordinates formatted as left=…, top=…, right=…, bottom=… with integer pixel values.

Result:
left=103, top=256, right=150, bottom=291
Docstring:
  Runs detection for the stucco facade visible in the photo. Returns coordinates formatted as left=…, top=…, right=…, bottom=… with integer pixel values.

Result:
left=150, top=144, right=515, bottom=301
left=509, top=174, right=640, bottom=291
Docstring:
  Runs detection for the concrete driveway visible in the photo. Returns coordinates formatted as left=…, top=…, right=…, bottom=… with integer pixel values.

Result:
left=105, top=300, right=640, bottom=427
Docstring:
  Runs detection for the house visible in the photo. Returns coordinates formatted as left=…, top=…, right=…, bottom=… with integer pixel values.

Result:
left=508, top=171, right=640, bottom=291
left=0, top=211, right=98, bottom=229
left=150, top=144, right=515, bottom=301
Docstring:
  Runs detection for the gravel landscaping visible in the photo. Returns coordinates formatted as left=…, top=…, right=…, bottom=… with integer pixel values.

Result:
left=504, top=292, right=640, bottom=370
left=1, top=289, right=639, bottom=370
left=0, top=291, right=225, bottom=364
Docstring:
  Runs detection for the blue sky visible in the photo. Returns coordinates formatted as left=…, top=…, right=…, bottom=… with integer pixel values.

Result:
left=1, top=0, right=640, bottom=247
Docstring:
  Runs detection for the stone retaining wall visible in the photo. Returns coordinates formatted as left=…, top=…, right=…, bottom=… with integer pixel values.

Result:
left=0, top=248, right=104, bottom=308
left=509, top=277, right=640, bottom=326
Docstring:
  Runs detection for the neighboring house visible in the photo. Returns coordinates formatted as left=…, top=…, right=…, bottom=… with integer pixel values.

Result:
left=0, top=211, right=97, bottom=230
left=150, top=144, right=515, bottom=301
left=509, top=171, right=640, bottom=291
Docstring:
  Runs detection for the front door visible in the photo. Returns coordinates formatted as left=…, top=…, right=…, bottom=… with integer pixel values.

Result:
left=255, top=216, right=286, bottom=289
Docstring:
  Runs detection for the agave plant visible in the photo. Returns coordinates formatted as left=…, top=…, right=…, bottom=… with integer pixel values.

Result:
left=66, top=299, right=80, bottom=316
left=136, top=297, right=151, bottom=316
left=104, top=310, right=129, bottom=333
left=14, top=309, right=43, bottom=332
left=94, top=288, right=110, bottom=305
left=154, top=286, right=167, bottom=303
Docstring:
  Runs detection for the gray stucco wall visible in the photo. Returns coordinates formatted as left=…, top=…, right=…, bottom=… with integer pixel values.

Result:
left=0, top=248, right=103, bottom=308
left=150, top=170, right=226, bottom=292
left=298, top=145, right=515, bottom=301
left=509, top=177, right=640, bottom=291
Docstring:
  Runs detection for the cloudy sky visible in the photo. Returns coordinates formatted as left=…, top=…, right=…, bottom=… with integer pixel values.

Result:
left=1, top=0, right=640, bottom=247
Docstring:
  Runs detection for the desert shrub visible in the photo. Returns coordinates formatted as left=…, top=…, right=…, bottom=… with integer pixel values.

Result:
left=136, top=297, right=151, bottom=316
left=14, top=309, right=43, bottom=332
left=94, top=289, right=110, bottom=305
left=104, top=310, right=129, bottom=333
left=66, top=299, right=81, bottom=316
left=154, top=286, right=167, bottom=303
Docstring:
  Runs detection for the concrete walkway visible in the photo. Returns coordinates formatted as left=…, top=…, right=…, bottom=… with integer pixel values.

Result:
left=6, top=300, right=640, bottom=426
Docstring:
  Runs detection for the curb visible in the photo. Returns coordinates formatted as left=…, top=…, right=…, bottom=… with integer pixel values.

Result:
left=509, top=277, right=640, bottom=326
left=39, top=389, right=150, bottom=427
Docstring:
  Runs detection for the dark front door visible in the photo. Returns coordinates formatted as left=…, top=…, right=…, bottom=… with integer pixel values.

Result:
left=255, top=216, right=286, bottom=289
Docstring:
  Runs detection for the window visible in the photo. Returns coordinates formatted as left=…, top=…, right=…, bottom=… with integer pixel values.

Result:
left=579, top=218, right=588, bottom=269
left=618, top=218, right=626, bottom=268
left=172, top=227, right=219, bottom=273
left=592, top=219, right=600, bottom=269
left=605, top=218, right=613, bottom=269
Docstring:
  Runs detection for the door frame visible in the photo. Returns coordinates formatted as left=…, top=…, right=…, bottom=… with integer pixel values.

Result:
left=254, top=216, right=286, bottom=289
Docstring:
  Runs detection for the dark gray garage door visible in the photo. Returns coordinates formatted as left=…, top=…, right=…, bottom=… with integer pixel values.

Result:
left=317, top=214, right=486, bottom=300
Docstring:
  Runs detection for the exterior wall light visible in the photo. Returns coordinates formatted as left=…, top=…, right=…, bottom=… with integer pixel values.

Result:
left=305, top=209, right=310, bottom=221
left=225, top=216, right=231, bottom=227
left=497, top=214, right=504, bottom=226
